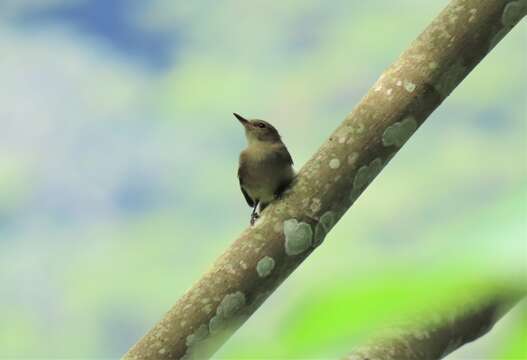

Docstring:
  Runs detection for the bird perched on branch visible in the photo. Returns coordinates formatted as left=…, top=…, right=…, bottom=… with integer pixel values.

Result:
left=235, top=113, right=295, bottom=225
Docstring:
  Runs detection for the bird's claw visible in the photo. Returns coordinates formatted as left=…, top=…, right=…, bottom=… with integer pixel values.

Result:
left=250, top=212, right=260, bottom=226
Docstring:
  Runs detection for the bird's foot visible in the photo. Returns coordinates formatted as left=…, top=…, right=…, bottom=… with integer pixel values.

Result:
left=274, top=180, right=293, bottom=200
left=274, top=191, right=284, bottom=200
left=250, top=212, right=260, bottom=226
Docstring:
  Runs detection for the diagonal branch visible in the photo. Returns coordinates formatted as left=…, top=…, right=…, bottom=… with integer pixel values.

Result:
left=345, top=291, right=525, bottom=360
left=124, top=1, right=526, bottom=359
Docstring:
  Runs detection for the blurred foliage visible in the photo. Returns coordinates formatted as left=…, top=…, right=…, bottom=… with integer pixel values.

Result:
left=498, top=310, right=527, bottom=359
left=219, top=271, right=520, bottom=358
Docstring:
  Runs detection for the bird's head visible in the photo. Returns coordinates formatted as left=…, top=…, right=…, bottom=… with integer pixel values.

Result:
left=234, top=113, right=282, bottom=145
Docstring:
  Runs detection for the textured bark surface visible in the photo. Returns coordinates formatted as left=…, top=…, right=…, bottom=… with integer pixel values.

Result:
left=345, top=293, right=524, bottom=360
left=124, top=1, right=527, bottom=359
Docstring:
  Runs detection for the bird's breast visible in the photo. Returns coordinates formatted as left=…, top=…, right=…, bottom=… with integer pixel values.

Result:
left=239, top=145, right=293, bottom=203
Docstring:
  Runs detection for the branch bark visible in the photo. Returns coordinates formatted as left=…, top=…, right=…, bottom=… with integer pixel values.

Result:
left=124, top=1, right=526, bottom=358
left=345, top=292, right=525, bottom=360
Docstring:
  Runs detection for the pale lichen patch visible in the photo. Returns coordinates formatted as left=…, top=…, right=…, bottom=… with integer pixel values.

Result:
left=410, top=53, right=426, bottom=63
left=347, top=153, right=359, bottom=165
left=283, top=219, right=313, bottom=256
left=208, top=315, right=222, bottom=334
left=403, top=80, right=416, bottom=93
left=329, top=158, right=341, bottom=169
left=186, top=324, right=209, bottom=347
left=468, top=8, right=477, bottom=22
left=208, top=291, right=246, bottom=335
left=412, top=329, right=431, bottom=340
left=314, top=211, right=336, bottom=245
left=310, top=198, right=321, bottom=213
left=256, top=256, right=275, bottom=277
left=218, top=292, right=246, bottom=318
left=502, top=1, right=527, bottom=27
left=489, top=1, right=527, bottom=49
left=301, top=198, right=310, bottom=210
left=224, top=264, right=237, bottom=275
left=382, top=116, right=418, bottom=147
left=354, top=123, right=365, bottom=134
left=434, top=59, right=466, bottom=97
left=153, top=325, right=168, bottom=339
left=352, top=158, right=383, bottom=193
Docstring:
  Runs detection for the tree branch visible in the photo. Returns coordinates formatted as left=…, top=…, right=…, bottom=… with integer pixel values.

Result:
left=124, top=1, right=526, bottom=358
left=345, top=292, right=524, bottom=360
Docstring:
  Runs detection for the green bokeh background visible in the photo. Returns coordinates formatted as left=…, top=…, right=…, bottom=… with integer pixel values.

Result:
left=0, top=1, right=525, bottom=358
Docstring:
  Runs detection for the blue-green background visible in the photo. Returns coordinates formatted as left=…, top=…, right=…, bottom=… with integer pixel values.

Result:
left=0, top=1, right=525, bottom=358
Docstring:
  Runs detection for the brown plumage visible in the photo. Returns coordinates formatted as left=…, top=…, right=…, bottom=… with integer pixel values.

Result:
left=234, top=113, right=294, bottom=225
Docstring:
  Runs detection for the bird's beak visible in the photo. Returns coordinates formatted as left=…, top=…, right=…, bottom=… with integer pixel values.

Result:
left=234, top=113, right=249, bottom=127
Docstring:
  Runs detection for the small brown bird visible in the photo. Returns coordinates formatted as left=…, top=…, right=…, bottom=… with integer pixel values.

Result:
left=235, top=113, right=295, bottom=225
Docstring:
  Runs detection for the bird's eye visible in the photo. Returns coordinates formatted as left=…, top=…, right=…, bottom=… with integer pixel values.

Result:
left=256, top=122, right=266, bottom=128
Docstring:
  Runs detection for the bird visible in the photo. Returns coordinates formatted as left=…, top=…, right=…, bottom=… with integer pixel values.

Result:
left=234, top=113, right=295, bottom=225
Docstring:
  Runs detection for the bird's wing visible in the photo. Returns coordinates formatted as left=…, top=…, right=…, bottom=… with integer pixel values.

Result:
left=238, top=158, right=254, bottom=207
left=239, top=183, right=254, bottom=207
left=275, top=144, right=293, bottom=166
left=283, top=145, right=293, bottom=166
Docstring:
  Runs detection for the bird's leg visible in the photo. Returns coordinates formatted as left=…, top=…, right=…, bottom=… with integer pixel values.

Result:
left=250, top=201, right=260, bottom=225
